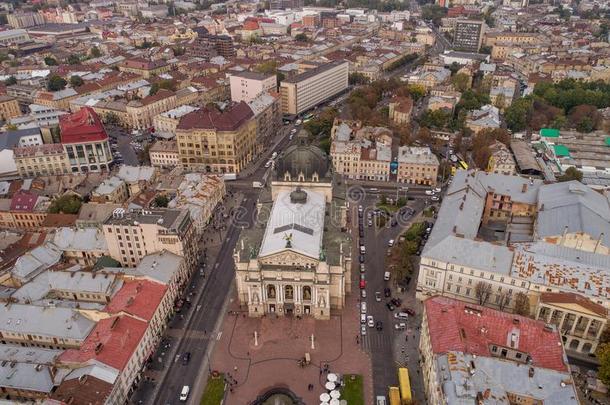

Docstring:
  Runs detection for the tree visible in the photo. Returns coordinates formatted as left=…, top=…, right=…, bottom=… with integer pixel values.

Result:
left=456, top=90, right=490, bottom=113
left=67, top=54, right=81, bottom=65
left=568, top=104, right=600, bottom=133
left=349, top=72, right=370, bottom=86
left=149, top=79, right=176, bottom=95
left=294, top=33, right=309, bottom=42
left=498, top=291, right=511, bottom=311
left=44, top=56, right=58, bottom=66
left=597, top=343, right=610, bottom=387
left=448, top=62, right=460, bottom=75
left=475, top=281, right=492, bottom=306
left=70, top=75, right=84, bottom=88
left=90, top=46, right=102, bottom=58
left=47, top=75, right=67, bottom=92
left=504, top=97, right=533, bottom=132
left=513, top=292, right=530, bottom=316
left=451, top=73, right=470, bottom=92
left=4, top=76, right=17, bottom=86
left=558, top=167, right=583, bottom=183
left=48, top=195, right=82, bottom=214
left=419, top=109, right=451, bottom=129
left=154, top=194, right=169, bottom=207
left=406, top=84, right=426, bottom=102
left=104, top=112, right=120, bottom=126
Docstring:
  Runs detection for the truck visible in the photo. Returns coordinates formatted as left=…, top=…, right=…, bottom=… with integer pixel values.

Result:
left=224, top=173, right=237, bottom=181
left=252, top=181, right=264, bottom=188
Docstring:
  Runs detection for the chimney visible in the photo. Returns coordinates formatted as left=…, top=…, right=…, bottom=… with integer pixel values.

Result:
left=529, top=367, right=535, bottom=378
left=521, top=183, right=527, bottom=193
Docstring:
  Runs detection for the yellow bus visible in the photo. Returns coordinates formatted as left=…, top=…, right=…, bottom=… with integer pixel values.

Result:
left=388, top=386, right=401, bottom=405
left=398, top=368, right=412, bottom=404
left=458, top=160, right=469, bottom=170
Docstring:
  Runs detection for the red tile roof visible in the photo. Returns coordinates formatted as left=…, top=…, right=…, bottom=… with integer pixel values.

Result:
left=177, top=101, right=253, bottom=132
left=58, top=315, right=147, bottom=371
left=10, top=191, right=39, bottom=212
left=60, top=107, right=108, bottom=144
left=424, top=296, right=568, bottom=372
left=105, top=280, right=167, bottom=321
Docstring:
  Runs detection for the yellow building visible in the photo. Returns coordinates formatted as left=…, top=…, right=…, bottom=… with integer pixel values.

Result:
left=149, top=140, right=179, bottom=168
left=175, top=102, right=257, bottom=174
left=0, top=95, right=21, bottom=120
left=13, top=144, right=70, bottom=178
left=396, top=146, right=439, bottom=186
left=119, top=57, right=172, bottom=79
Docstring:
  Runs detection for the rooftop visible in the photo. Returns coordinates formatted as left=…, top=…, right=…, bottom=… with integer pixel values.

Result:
left=59, top=107, right=108, bottom=144
left=176, top=101, right=253, bottom=132
left=105, top=279, right=167, bottom=321
left=281, top=60, right=347, bottom=84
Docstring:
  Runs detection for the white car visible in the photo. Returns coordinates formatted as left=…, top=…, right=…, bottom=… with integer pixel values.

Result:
left=360, top=264, right=365, bottom=273
left=431, top=196, right=440, bottom=202
left=367, top=315, right=374, bottom=328
left=361, top=289, right=367, bottom=299
left=361, top=324, right=367, bottom=335
left=360, top=246, right=366, bottom=254
left=290, top=128, right=297, bottom=134
left=434, top=187, right=441, bottom=193
left=264, top=160, right=272, bottom=168
left=375, top=292, right=381, bottom=302
left=361, top=302, right=367, bottom=314
left=361, top=313, right=367, bottom=324
left=394, top=323, right=406, bottom=330
left=388, top=239, right=394, bottom=247
left=425, top=190, right=434, bottom=196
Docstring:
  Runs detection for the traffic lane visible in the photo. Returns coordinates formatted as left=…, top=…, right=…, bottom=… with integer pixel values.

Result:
left=153, top=196, right=258, bottom=405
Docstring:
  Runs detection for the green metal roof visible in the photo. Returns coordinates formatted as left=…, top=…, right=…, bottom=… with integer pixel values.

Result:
left=605, top=137, right=610, bottom=147
left=540, top=128, right=560, bottom=138
left=553, top=144, right=570, bottom=157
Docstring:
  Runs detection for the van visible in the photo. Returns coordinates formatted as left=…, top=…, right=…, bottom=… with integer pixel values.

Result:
left=271, top=151, right=278, bottom=159
left=376, top=396, right=387, bottom=405
left=361, top=313, right=367, bottom=324
left=180, top=385, right=190, bottom=401
left=384, top=271, right=391, bottom=281
left=361, top=302, right=367, bottom=314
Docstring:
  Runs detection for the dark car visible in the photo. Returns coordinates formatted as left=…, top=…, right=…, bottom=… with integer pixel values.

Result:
left=359, top=239, right=364, bottom=246
left=359, top=230, right=364, bottom=238
left=384, top=288, right=391, bottom=298
left=402, top=307, right=416, bottom=316
left=182, top=352, right=191, bottom=365
left=358, top=211, right=363, bottom=218
left=386, top=302, right=395, bottom=311
left=375, top=321, right=383, bottom=331
left=359, top=255, right=365, bottom=263
left=391, top=298, right=402, bottom=306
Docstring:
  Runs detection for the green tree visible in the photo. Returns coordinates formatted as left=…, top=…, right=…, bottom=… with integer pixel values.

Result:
left=558, top=167, right=583, bottom=183
left=70, top=75, right=84, bottom=88
left=4, top=76, right=17, bottom=86
left=406, top=84, right=426, bottom=101
left=67, top=54, right=81, bottom=65
left=456, top=90, right=490, bottom=112
left=419, top=109, right=452, bottom=129
left=47, top=75, right=67, bottom=92
left=349, top=72, right=370, bottom=85
left=44, top=56, right=58, bottom=66
left=294, top=33, right=309, bottom=42
left=513, top=292, right=530, bottom=316
left=504, top=97, right=533, bottom=132
left=154, top=194, right=169, bottom=207
left=90, top=46, right=102, bottom=58
left=597, top=343, right=610, bottom=387
left=48, top=195, right=82, bottom=214
left=149, top=79, right=176, bottom=95
left=451, top=73, right=470, bottom=92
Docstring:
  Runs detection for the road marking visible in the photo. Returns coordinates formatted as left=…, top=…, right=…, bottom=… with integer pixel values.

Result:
left=216, top=332, right=223, bottom=340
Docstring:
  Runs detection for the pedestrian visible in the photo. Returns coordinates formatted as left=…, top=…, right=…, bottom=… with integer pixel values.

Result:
left=234, top=366, right=238, bottom=372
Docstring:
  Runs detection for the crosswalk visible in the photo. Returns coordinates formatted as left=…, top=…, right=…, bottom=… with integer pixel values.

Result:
left=361, top=331, right=392, bottom=351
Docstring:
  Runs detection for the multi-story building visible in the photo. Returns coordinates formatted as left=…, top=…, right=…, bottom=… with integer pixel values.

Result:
left=0, top=96, right=21, bottom=121
left=59, top=107, right=113, bottom=173
left=149, top=140, right=179, bottom=168
left=175, top=102, right=257, bottom=174
left=248, top=92, right=282, bottom=153
left=0, top=29, right=30, bottom=45
left=118, top=58, right=172, bottom=79
left=388, top=96, right=413, bottom=125
left=125, top=89, right=177, bottom=130
left=91, top=176, right=129, bottom=203
left=420, top=296, right=579, bottom=405
left=153, top=105, right=199, bottom=137
left=280, top=60, right=349, bottom=116
left=9, top=191, right=48, bottom=229
left=7, top=12, right=44, bottom=28
left=103, top=208, right=197, bottom=268
left=52, top=227, right=108, bottom=266
left=396, top=146, right=439, bottom=186
left=192, top=33, right=235, bottom=59
left=416, top=170, right=610, bottom=355
left=13, top=144, right=70, bottom=178
left=234, top=132, right=350, bottom=320
left=487, top=141, right=516, bottom=175
left=230, top=71, right=277, bottom=103
left=453, top=19, right=485, bottom=52
left=168, top=173, right=226, bottom=235
left=269, top=0, right=303, bottom=9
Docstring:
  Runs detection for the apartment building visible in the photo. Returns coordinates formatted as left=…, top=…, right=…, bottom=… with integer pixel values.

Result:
left=388, top=96, right=413, bottom=125
left=416, top=170, right=610, bottom=355
left=7, top=12, right=44, bottom=28
left=0, top=29, right=30, bottom=45
left=175, top=102, right=257, bottom=174
left=396, top=146, right=439, bottom=186
left=59, top=107, right=113, bottom=173
left=453, top=19, right=485, bottom=52
left=14, top=144, right=70, bottom=178
left=102, top=208, right=197, bottom=268
left=248, top=92, right=282, bottom=152
left=125, top=89, right=177, bottom=130
left=152, top=105, right=198, bottom=137
left=420, top=296, right=578, bottom=405
left=91, top=176, right=129, bottom=204
left=149, top=140, right=179, bottom=168
left=0, top=96, right=21, bottom=121
left=119, top=58, right=172, bottom=79
left=9, top=191, right=48, bottom=229
left=230, top=71, right=277, bottom=103
left=52, top=227, right=108, bottom=266
left=280, top=60, right=349, bottom=115
left=487, top=141, right=516, bottom=175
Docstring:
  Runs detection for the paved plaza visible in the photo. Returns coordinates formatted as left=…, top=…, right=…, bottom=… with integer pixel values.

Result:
left=210, top=290, right=373, bottom=404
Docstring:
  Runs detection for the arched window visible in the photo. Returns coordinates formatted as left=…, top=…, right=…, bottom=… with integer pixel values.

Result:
left=267, top=285, right=276, bottom=299
left=284, top=172, right=291, bottom=181
left=285, top=285, right=294, bottom=300
left=312, top=173, right=319, bottom=182
left=303, top=286, right=312, bottom=301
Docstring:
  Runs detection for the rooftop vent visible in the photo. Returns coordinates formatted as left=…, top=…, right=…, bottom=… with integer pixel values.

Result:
left=94, top=343, right=103, bottom=354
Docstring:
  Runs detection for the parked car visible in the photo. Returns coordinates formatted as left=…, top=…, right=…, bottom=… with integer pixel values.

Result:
left=359, top=255, right=365, bottom=263
left=384, top=288, right=391, bottom=297
left=375, top=321, right=383, bottom=331
left=402, top=307, right=416, bottom=316
left=394, top=323, right=406, bottom=330
left=375, top=292, right=381, bottom=302
left=360, top=264, right=365, bottom=273
left=359, top=280, right=366, bottom=289
left=361, top=314, right=367, bottom=324
left=386, top=302, right=395, bottom=311
left=367, top=316, right=374, bottom=328
left=361, top=289, right=366, bottom=298
left=361, top=324, right=367, bottom=336
left=181, top=352, right=191, bottom=365
left=361, top=302, right=367, bottom=314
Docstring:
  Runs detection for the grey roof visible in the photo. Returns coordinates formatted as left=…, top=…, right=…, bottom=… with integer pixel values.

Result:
left=259, top=189, right=325, bottom=260
left=0, top=360, right=57, bottom=394
left=104, top=208, right=189, bottom=233
left=125, top=250, right=185, bottom=285
left=11, top=243, right=62, bottom=283
left=437, top=353, right=578, bottom=405
left=53, top=227, right=108, bottom=252
left=536, top=181, right=610, bottom=247
left=63, top=362, right=118, bottom=385
left=116, top=165, right=156, bottom=183
left=281, top=60, right=347, bottom=84
left=0, top=303, right=95, bottom=341
left=0, top=128, right=40, bottom=150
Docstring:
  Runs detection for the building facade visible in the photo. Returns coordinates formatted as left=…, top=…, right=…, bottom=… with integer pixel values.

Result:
left=230, top=71, right=277, bottom=103
left=396, top=146, right=439, bottom=186
left=14, top=144, right=71, bottom=178
left=453, top=19, right=485, bottom=52
left=0, top=96, right=21, bottom=121
left=149, top=140, right=179, bottom=168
